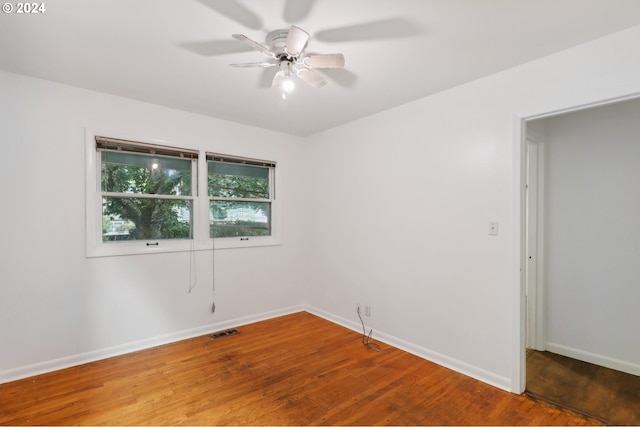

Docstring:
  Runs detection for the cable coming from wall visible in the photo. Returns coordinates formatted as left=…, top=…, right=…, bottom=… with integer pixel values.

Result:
left=357, top=306, right=380, bottom=352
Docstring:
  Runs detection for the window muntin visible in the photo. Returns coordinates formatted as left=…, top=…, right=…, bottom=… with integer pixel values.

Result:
left=207, top=154, right=275, bottom=239
left=98, top=138, right=196, bottom=242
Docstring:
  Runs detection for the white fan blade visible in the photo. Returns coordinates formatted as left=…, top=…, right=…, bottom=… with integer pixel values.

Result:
left=303, top=53, right=345, bottom=68
left=284, top=0, right=315, bottom=23
left=285, top=26, right=309, bottom=57
left=230, top=62, right=276, bottom=68
left=296, top=68, right=327, bottom=88
left=232, top=34, right=275, bottom=57
left=195, top=0, right=262, bottom=30
left=315, top=18, right=420, bottom=42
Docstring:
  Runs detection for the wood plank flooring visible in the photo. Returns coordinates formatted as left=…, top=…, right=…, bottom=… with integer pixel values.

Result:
left=1, top=312, right=601, bottom=425
left=526, top=350, right=640, bottom=425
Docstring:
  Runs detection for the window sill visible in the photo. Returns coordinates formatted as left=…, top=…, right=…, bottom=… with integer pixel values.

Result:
left=212, top=235, right=281, bottom=250
left=86, top=236, right=281, bottom=258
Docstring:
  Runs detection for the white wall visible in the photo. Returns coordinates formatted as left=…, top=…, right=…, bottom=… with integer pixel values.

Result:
left=0, top=71, right=307, bottom=381
left=303, top=25, right=640, bottom=391
left=3, top=24, right=640, bottom=391
left=541, top=98, right=640, bottom=375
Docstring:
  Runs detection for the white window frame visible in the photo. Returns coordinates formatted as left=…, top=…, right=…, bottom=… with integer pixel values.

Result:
left=207, top=153, right=279, bottom=250
left=85, top=129, right=281, bottom=257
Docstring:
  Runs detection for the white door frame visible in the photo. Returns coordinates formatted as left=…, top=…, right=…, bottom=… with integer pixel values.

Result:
left=525, top=128, right=546, bottom=351
left=512, top=93, right=640, bottom=394
left=525, top=138, right=538, bottom=349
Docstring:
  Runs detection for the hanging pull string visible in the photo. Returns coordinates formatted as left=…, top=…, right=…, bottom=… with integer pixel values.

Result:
left=211, top=227, right=216, bottom=313
left=357, top=306, right=380, bottom=352
left=188, top=235, right=197, bottom=293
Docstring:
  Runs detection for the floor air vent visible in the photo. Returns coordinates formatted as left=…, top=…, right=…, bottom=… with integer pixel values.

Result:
left=211, top=329, right=240, bottom=339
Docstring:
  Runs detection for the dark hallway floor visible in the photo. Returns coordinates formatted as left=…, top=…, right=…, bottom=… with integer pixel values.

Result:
left=526, top=350, right=640, bottom=425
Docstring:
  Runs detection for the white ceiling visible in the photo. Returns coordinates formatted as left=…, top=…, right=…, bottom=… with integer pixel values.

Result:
left=2, top=0, right=640, bottom=136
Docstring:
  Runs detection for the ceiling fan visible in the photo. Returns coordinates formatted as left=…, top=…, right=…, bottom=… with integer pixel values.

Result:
left=230, top=25, right=345, bottom=92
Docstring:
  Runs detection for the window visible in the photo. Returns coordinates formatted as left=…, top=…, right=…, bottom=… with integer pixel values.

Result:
left=85, top=131, right=280, bottom=257
left=98, top=137, right=197, bottom=242
left=207, top=153, right=276, bottom=239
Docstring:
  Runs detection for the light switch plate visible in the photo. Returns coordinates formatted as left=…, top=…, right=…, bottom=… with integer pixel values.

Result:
left=489, top=221, right=499, bottom=236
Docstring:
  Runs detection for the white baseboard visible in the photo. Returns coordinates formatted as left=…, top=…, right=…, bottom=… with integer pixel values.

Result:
left=2, top=304, right=512, bottom=393
left=304, top=305, right=512, bottom=392
left=545, top=342, right=640, bottom=376
left=0, top=305, right=303, bottom=384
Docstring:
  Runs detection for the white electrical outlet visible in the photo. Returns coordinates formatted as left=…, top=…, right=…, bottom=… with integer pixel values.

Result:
left=365, top=306, right=371, bottom=317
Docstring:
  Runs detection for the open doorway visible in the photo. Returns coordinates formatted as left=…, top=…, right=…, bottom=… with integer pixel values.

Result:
left=522, top=97, right=640, bottom=424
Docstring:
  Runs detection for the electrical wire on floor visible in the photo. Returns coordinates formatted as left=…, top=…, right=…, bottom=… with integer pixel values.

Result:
left=357, top=306, right=380, bottom=352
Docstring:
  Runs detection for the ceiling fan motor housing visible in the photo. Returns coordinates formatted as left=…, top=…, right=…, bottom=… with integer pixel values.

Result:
left=267, top=29, right=297, bottom=60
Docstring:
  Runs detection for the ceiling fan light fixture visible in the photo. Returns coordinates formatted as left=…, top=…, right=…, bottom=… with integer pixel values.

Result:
left=282, top=78, right=295, bottom=93
left=279, top=72, right=294, bottom=100
left=274, top=61, right=295, bottom=98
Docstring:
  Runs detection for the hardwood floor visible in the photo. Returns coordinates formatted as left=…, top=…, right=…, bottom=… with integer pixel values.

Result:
left=1, top=312, right=601, bottom=426
left=526, top=350, right=640, bottom=425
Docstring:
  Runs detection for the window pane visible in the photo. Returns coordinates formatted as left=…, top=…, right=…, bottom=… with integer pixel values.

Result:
left=208, top=162, right=269, bottom=199
left=103, top=197, right=192, bottom=241
left=102, top=151, right=192, bottom=196
left=210, top=201, right=270, bottom=237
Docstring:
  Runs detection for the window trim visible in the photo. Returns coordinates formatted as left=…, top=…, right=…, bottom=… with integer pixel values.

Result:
left=85, top=129, right=281, bottom=258
left=207, top=152, right=276, bottom=241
